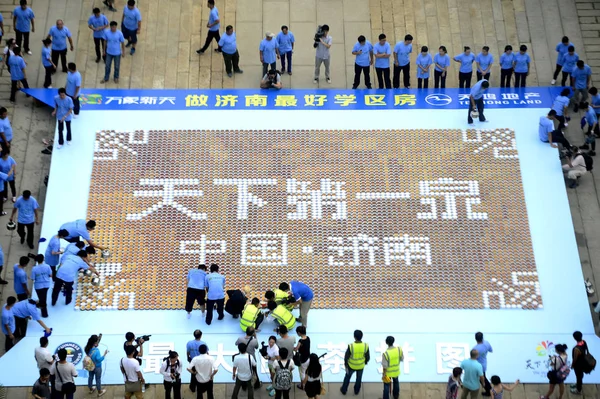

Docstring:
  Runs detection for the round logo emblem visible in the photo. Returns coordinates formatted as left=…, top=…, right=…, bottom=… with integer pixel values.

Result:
left=54, top=342, right=84, bottom=365
left=425, top=93, right=452, bottom=106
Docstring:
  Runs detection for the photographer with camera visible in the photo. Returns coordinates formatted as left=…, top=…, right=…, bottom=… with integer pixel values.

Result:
left=123, top=332, right=148, bottom=364
left=161, top=350, right=182, bottom=399
left=313, top=24, right=332, bottom=84
left=260, top=69, right=282, bottom=90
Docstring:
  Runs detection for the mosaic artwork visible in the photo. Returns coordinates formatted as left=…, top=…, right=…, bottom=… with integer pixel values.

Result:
left=74, top=128, right=542, bottom=311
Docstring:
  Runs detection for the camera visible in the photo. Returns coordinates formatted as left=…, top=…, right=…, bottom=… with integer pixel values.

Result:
left=136, top=334, right=151, bottom=344
left=259, top=341, right=269, bottom=358
left=313, top=25, right=324, bottom=48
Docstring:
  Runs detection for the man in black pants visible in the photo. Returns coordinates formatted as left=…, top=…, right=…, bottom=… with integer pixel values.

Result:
left=197, top=0, right=221, bottom=54
left=351, top=35, right=373, bottom=89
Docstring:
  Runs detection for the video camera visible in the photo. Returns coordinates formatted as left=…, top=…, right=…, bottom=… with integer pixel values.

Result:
left=259, top=341, right=269, bottom=358
left=313, top=25, right=325, bottom=48
left=136, top=334, right=151, bottom=345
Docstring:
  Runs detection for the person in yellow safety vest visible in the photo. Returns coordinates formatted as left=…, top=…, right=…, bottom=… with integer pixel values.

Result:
left=340, top=329, right=370, bottom=395
left=239, top=298, right=264, bottom=332
left=382, top=336, right=403, bottom=399
left=267, top=300, right=296, bottom=332
left=264, top=289, right=294, bottom=311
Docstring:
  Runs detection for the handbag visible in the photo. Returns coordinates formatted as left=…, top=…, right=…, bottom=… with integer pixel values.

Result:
left=55, top=363, right=76, bottom=394
left=121, top=359, right=142, bottom=393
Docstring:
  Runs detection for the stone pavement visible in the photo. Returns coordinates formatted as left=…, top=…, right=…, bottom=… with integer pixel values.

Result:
left=0, top=0, right=599, bottom=397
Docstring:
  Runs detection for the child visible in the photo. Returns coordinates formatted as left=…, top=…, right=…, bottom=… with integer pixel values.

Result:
left=491, top=375, right=520, bottom=399
left=446, top=367, right=462, bottom=399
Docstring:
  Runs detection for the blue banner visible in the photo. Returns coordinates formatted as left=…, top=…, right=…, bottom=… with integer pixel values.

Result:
left=23, top=87, right=561, bottom=111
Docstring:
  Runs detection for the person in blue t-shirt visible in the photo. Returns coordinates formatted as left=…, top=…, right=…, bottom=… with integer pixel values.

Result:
left=8, top=47, right=29, bottom=103
left=499, top=45, right=514, bottom=88
left=373, top=33, right=392, bottom=89
left=197, top=0, right=220, bottom=54
left=2, top=296, right=16, bottom=352
left=0, top=149, right=16, bottom=201
left=581, top=102, right=598, bottom=156
left=434, top=45, right=450, bottom=89
left=476, top=46, right=494, bottom=82
left=416, top=46, right=433, bottom=89
left=351, top=35, right=373, bottom=89
left=46, top=19, right=73, bottom=72
left=52, top=88, right=74, bottom=149
left=31, top=254, right=52, bottom=318
left=122, top=0, right=142, bottom=55
left=41, top=38, right=55, bottom=89
left=453, top=46, right=476, bottom=88
left=393, top=34, right=413, bottom=89
left=281, top=281, right=314, bottom=328
left=468, top=79, right=490, bottom=125
left=204, top=264, right=225, bottom=325
left=186, top=264, right=207, bottom=319
left=277, top=26, right=295, bottom=75
left=571, top=60, right=593, bottom=112
left=513, top=44, right=531, bottom=87
left=218, top=25, right=243, bottom=77
left=88, top=8, right=109, bottom=63
left=10, top=190, right=39, bottom=249
left=552, top=36, right=573, bottom=85
left=13, top=0, right=34, bottom=54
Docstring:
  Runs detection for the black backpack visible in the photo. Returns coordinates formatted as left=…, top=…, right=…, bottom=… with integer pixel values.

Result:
left=579, top=153, right=594, bottom=171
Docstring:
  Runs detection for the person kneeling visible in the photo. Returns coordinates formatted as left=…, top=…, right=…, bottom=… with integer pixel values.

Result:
left=261, top=69, right=282, bottom=89
left=563, top=146, right=591, bottom=188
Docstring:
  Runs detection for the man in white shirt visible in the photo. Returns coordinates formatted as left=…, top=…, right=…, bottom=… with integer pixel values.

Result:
left=232, top=343, right=256, bottom=399
left=121, top=345, right=145, bottom=398
left=188, top=344, right=217, bottom=399
left=35, top=336, right=54, bottom=369
left=563, top=146, right=588, bottom=188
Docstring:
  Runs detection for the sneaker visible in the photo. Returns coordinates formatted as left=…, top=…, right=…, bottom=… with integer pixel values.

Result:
left=313, top=79, right=318, bottom=84
left=187, top=313, right=191, bottom=319
left=551, top=79, right=556, bottom=85
left=327, top=78, right=331, bottom=84
left=130, top=48, right=135, bottom=55
left=98, top=389, right=107, bottom=397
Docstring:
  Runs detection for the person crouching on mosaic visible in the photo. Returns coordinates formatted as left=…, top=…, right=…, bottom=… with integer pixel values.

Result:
left=239, top=298, right=264, bottom=332
left=205, top=263, right=225, bottom=325
left=267, top=300, right=295, bottom=333
left=59, top=219, right=106, bottom=251
left=467, top=79, right=489, bottom=125
left=51, top=250, right=98, bottom=306
left=52, top=88, right=74, bottom=149
left=225, top=286, right=250, bottom=319
left=261, top=69, right=282, bottom=90
left=186, top=263, right=207, bottom=319
left=562, top=146, right=589, bottom=189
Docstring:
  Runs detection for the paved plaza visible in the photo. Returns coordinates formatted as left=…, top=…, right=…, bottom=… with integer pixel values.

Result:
left=1, top=0, right=600, bottom=397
